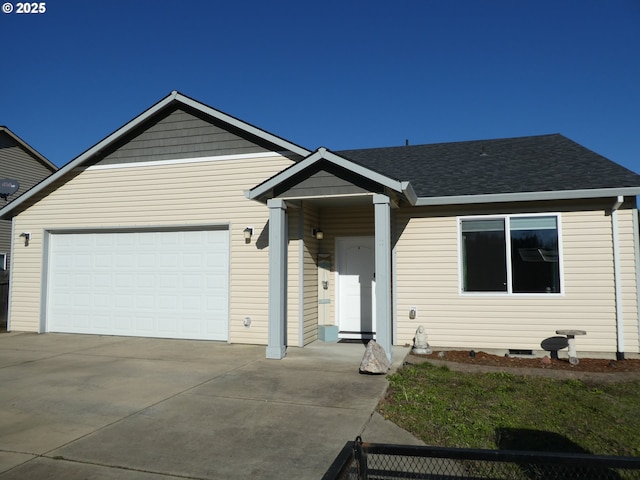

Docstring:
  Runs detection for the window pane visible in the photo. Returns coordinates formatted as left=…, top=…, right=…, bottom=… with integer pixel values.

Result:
left=461, top=219, right=507, bottom=292
left=461, top=219, right=504, bottom=232
left=510, top=216, right=560, bottom=293
left=510, top=217, right=557, bottom=231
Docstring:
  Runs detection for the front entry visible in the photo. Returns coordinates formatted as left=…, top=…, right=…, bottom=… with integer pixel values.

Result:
left=336, top=236, right=376, bottom=339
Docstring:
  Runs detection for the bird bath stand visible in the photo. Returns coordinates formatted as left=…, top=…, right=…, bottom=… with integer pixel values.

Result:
left=555, top=329, right=587, bottom=365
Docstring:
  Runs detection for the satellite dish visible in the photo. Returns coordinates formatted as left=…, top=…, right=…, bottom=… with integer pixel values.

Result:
left=0, top=179, right=19, bottom=201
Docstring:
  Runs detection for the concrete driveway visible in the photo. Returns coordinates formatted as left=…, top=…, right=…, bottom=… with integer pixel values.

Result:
left=0, top=333, right=421, bottom=479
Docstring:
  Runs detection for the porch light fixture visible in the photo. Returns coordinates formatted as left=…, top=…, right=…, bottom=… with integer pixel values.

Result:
left=312, top=228, right=324, bottom=240
left=243, top=227, right=254, bottom=244
left=19, top=232, right=30, bottom=247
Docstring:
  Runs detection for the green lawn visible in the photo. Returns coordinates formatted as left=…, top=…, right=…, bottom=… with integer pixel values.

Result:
left=377, top=361, right=640, bottom=457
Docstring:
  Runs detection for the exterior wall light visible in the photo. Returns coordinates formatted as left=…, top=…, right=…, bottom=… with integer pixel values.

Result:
left=243, top=227, right=254, bottom=244
left=312, top=228, right=324, bottom=240
left=19, top=232, right=30, bottom=247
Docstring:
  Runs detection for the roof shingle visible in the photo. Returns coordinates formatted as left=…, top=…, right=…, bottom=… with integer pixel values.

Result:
left=337, top=134, right=640, bottom=198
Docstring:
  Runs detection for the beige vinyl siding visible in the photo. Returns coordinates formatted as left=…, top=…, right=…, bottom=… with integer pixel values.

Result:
left=286, top=209, right=300, bottom=347
left=394, top=206, right=639, bottom=355
left=302, top=203, right=320, bottom=345
left=9, top=155, right=294, bottom=343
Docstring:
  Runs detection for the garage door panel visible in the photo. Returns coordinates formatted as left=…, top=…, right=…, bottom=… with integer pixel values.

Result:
left=135, top=316, right=154, bottom=333
left=136, top=274, right=155, bottom=288
left=92, top=315, right=109, bottom=331
left=48, top=229, right=229, bottom=341
left=159, top=274, right=178, bottom=289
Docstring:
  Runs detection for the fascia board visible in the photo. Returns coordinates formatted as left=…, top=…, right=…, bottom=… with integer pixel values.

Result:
left=174, top=93, right=311, bottom=158
left=415, top=187, right=640, bottom=206
left=246, top=150, right=325, bottom=199
left=0, top=93, right=178, bottom=219
left=321, top=150, right=404, bottom=192
left=401, top=181, right=418, bottom=205
left=246, top=148, right=405, bottom=201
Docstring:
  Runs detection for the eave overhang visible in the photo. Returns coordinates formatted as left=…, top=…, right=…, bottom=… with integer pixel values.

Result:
left=414, top=187, right=640, bottom=206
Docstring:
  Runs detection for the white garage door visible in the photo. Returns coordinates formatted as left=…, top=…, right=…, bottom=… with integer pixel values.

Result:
left=47, top=229, right=229, bottom=341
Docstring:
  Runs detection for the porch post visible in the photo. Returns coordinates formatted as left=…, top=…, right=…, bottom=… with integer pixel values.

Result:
left=267, top=198, right=287, bottom=359
left=373, top=194, right=393, bottom=362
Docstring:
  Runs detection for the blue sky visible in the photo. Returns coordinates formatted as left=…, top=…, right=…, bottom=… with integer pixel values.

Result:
left=1, top=0, right=639, bottom=172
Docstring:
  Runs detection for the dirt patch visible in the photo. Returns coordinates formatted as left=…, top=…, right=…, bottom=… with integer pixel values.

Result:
left=405, top=350, right=640, bottom=382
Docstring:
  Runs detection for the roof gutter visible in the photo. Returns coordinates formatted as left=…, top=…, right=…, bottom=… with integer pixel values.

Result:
left=611, top=195, right=625, bottom=360
left=414, top=187, right=640, bottom=206
left=401, top=181, right=418, bottom=205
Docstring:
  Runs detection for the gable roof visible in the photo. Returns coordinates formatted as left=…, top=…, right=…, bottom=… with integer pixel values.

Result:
left=0, top=126, right=57, bottom=172
left=2, top=91, right=639, bottom=218
left=337, top=134, right=640, bottom=205
left=0, top=91, right=311, bottom=219
left=246, top=147, right=417, bottom=203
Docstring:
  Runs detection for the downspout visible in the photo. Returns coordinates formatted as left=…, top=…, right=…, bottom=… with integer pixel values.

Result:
left=611, top=195, right=624, bottom=360
left=633, top=208, right=640, bottom=355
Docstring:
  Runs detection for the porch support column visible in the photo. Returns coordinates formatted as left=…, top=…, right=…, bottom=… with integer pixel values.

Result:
left=373, top=194, right=393, bottom=363
left=267, top=198, right=287, bottom=359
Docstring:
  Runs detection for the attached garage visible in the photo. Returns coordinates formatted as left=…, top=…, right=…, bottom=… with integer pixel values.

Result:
left=45, top=227, right=229, bottom=341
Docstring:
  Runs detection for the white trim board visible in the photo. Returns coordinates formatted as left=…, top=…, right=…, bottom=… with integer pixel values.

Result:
left=84, top=151, right=288, bottom=171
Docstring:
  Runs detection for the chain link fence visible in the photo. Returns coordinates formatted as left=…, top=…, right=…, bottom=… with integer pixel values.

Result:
left=323, top=437, right=640, bottom=479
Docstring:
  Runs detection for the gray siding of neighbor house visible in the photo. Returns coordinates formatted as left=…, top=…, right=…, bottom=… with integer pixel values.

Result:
left=95, top=107, right=276, bottom=165
left=0, top=131, right=56, bottom=272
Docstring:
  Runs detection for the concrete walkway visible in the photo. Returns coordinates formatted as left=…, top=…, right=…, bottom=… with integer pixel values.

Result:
left=0, top=333, right=421, bottom=479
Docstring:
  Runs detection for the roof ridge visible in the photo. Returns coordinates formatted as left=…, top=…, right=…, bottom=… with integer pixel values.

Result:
left=338, top=133, right=563, bottom=153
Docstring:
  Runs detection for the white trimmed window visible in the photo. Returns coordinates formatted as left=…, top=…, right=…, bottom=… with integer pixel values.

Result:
left=459, top=214, right=561, bottom=294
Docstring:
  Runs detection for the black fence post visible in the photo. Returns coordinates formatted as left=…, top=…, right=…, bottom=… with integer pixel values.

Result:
left=354, top=436, right=368, bottom=480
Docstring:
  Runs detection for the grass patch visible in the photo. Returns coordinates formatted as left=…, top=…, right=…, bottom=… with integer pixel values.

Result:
left=378, top=362, right=640, bottom=457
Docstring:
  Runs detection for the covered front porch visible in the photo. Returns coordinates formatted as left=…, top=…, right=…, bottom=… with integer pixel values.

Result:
left=246, top=148, right=416, bottom=361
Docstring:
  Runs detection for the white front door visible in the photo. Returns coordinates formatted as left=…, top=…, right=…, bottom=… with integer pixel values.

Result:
left=336, top=236, right=375, bottom=339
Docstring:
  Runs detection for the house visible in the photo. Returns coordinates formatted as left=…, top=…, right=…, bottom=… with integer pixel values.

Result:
left=2, top=91, right=640, bottom=361
left=0, top=127, right=57, bottom=329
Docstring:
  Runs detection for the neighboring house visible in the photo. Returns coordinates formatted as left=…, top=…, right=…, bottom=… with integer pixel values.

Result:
left=1, top=91, right=640, bottom=361
left=0, top=127, right=57, bottom=329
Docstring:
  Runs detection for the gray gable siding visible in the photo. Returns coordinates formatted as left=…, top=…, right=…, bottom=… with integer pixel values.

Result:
left=0, top=219, right=10, bottom=273
left=96, top=107, right=275, bottom=165
left=0, top=131, right=56, bottom=272
left=278, top=170, right=371, bottom=198
left=0, top=135, right=55, bottom=195
left=273, top=160, right=385, bottom=198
